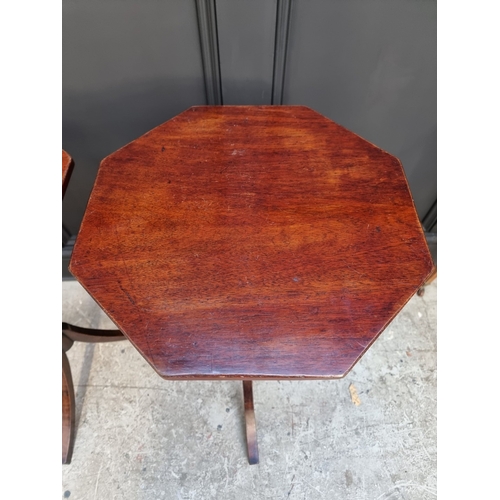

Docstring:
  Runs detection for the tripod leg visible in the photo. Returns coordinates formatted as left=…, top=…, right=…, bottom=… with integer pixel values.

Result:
left=62, top=350, right=75, bottom=464
left=243, top=381, right=259, bottom=465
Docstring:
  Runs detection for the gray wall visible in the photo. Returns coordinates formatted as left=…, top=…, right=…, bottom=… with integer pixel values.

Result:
left=63, top=0, right=436, bottom=272
left=283, top=0, right=437, bottom=220
left=62, top=0, right=206, bottom=234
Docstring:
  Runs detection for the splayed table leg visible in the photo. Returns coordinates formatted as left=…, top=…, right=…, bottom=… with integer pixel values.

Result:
left=62, top=323, right=126, bottom=463
left=62, top=350, right=75, bottom=464
left=243, top=380, right=259, bottom=465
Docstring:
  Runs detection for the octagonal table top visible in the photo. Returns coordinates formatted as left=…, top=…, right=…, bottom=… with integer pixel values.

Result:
left=70, top=106, right=432, bottom=379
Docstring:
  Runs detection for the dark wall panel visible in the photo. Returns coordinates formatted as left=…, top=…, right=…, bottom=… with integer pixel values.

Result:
left=216, top=0, right=277, bottom=105
left=62, top=0, right=206, bottom=234
left=283, top=0, right=436, bottom=219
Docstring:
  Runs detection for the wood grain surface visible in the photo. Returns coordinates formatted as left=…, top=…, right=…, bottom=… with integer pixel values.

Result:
left=62, top=150, right=74, bottom=198
left=70, top=106, right=433, bottom=379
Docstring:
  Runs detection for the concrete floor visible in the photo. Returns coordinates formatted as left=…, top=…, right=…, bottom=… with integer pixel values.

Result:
left=62, top=280, right=436, bottom=500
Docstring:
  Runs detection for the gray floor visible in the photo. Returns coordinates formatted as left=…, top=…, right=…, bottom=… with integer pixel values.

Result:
left=62, top=280, right=436, bottom=500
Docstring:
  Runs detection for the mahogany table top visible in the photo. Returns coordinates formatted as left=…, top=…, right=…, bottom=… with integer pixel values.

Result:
left=70, top=106, right=432, bottom=379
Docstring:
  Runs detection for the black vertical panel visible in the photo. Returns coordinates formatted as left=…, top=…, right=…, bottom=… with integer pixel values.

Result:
left=62, top=0, right=206, bottom=236
left=422, top=201, right=437, bottom=233
left=272, top=0, right=292, bottom=105
left=283, top=0, right=436, bottom=219
left=196, top=0, right=223, bottom=105
left=216, top=0, right=277, bottom=105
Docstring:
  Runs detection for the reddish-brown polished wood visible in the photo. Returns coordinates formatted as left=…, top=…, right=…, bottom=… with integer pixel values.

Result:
left=70, top=106, right=433, bottom=379
left=62, top=150, right=74, bottom=198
